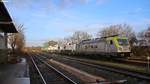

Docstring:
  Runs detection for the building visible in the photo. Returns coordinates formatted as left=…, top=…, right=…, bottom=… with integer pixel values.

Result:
left=144, top=30, right=150, bottom=46
left=58, top=42, right=76, bottom=51
left=0, top=1, right=18, bottom=63
left=42, top=44, right=59, bottom=51
left=136, top=29, right=150, bottom=47
left=0, top=34, right=5, bottom=49
left=48, top=45, right=59, bottom=50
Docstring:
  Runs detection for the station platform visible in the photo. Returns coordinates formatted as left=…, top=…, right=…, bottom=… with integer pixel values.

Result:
left=0, top=58, right=30, bottom=84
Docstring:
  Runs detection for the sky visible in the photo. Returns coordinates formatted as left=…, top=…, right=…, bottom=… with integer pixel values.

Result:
left=4, top=0, right=150, bottom=46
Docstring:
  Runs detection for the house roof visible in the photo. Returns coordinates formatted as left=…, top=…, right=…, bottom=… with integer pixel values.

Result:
left=0, top=1, right=17, bottom=33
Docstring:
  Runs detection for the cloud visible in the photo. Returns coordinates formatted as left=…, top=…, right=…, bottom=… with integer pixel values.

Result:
left=112, top=18, right=150, bottom=32
left=59, top=0, right=73, bottom=9
left=64, top=17, right=150, bottom=35
left=122, top=7, right=144, bottom=15
left=143, top=18, right=150, bottom=24
left=63, top=23, right=111, bottom=33
left=96, top=0, right=108, bottom=5
left=59, top=0, right=107, bottom=8
left=10, top=0, right=32, bottom=8
left=7, top=0, right=107, bottom=12
left=79, top=0, right=90, bottom=4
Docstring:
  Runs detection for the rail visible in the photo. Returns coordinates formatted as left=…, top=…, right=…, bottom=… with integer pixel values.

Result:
left=31, top=54, right=78, bottom=84
left=30, top=56, right=47, bottom=84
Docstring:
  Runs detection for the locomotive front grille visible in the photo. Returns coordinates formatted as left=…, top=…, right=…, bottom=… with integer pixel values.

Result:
left=122, top=46, right=130, bottom=52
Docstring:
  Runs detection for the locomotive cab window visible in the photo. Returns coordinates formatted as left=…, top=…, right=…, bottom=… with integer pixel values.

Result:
left=118, top=39, right=129, bottom=45
left=110, top=40, right=113, bottom=45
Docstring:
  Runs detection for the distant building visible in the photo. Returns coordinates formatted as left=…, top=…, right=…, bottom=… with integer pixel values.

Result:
left=144, top=30, right=150, bottom=46
left=47, top=44, right=59, bottom=51
left=58, top=42, right=76, bottom=51
left=42, top=44, right=59, bottom=51
left=136, top=29, right=150, bottom=47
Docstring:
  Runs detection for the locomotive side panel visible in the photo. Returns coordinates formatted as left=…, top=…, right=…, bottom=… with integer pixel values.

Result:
left=97, top=41, right=106, bottom=52
left=106, top=39, right=118, bottom=53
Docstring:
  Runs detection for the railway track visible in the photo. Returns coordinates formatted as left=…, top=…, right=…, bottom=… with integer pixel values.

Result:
left=35, top=53, right=116, bottom=84
left=42, top=52, right=148, bottom=68
left=46, top=52, right=148, bottom=67
left=63, top=56, right=150, bottom=81
left=114, top=58, right=149, bottom=67
left=30, top=54, right=78, bottom=84
left=35, top=53, right=132, bottom=84
left=40, top=53, right=150, bottom=84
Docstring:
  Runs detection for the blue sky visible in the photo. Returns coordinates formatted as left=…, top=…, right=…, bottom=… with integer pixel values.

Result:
left=4, top=0, right=150, bottom=46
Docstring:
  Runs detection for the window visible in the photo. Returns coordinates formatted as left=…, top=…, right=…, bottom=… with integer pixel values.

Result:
left=91, top=45, right=93, bottom=48
left=118, top=39, right=129, bottom=45
left=64, top=46, right=66, bottom=49
left=94, top=45, right=97, bottom=48
left=110, top=40, right=113, bottom=45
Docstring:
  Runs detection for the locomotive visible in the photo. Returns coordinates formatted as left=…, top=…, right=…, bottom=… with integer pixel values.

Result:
left=59, top=35, right=131, bottom=57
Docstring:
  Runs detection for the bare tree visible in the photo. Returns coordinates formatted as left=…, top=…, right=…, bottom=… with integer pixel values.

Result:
left=16, top=25, right=25, bottom=51
left=97, top=24, right=137, bottom=46
left=137, top=26, right=150, bottom=46
left=8, top=24, right=25, bottom=54
left=97, top=24, right=130, bottom=37
left=70, top=31, right=92, bottom=44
